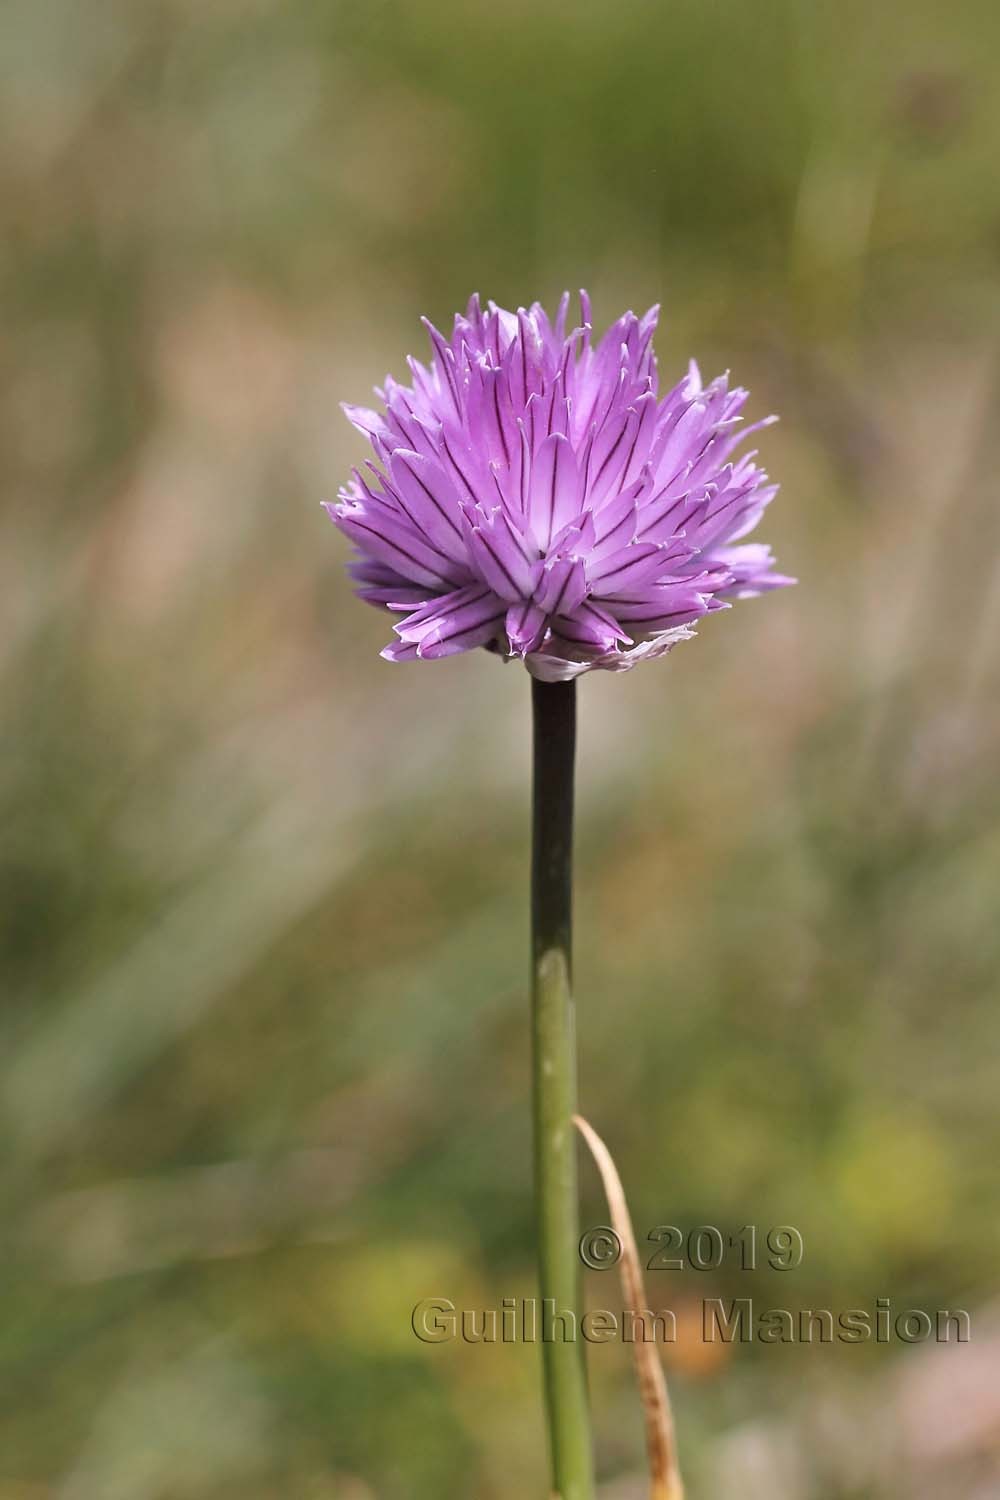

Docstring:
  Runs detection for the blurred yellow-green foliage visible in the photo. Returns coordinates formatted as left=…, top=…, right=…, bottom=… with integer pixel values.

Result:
left=3, top=0, right=1000, bottom=1496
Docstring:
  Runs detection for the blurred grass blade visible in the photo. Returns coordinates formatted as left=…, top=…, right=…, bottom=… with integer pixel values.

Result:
left=573, top=1114, right=684, bottom=1500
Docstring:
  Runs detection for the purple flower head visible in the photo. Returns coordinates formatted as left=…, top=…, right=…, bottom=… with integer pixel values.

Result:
left=328, top=293, right=793, bottom=680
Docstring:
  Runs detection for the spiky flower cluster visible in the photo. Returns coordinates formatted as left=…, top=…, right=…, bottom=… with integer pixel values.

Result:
left=328, top=294, right=792, bottom=680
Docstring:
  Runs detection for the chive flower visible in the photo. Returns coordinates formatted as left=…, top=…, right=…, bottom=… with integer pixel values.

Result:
left=327, top=292, right=797, bottom=1497
left=328, top=293, right=792, bottom=680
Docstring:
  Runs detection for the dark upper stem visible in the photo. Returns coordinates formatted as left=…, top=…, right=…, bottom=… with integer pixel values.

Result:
left=532, top=677, right=576, bottom=964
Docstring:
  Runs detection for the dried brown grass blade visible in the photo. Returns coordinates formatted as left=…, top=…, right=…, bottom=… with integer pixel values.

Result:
left=573, top=1113, right=684, bottom=1500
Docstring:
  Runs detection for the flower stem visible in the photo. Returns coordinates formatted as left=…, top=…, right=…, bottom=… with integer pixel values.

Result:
left=531, top=677, right=594, bottom=1500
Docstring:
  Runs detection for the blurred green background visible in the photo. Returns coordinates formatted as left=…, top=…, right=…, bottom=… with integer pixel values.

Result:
left=3, top=0, right=1000, bottom=1495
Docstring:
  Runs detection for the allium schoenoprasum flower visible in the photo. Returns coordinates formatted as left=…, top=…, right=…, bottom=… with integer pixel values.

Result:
left=328, top=293, right=794, bottom=681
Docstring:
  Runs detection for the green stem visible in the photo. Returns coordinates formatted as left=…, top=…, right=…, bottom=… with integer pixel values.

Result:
left=531, top=677, right=594, bottom=1500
